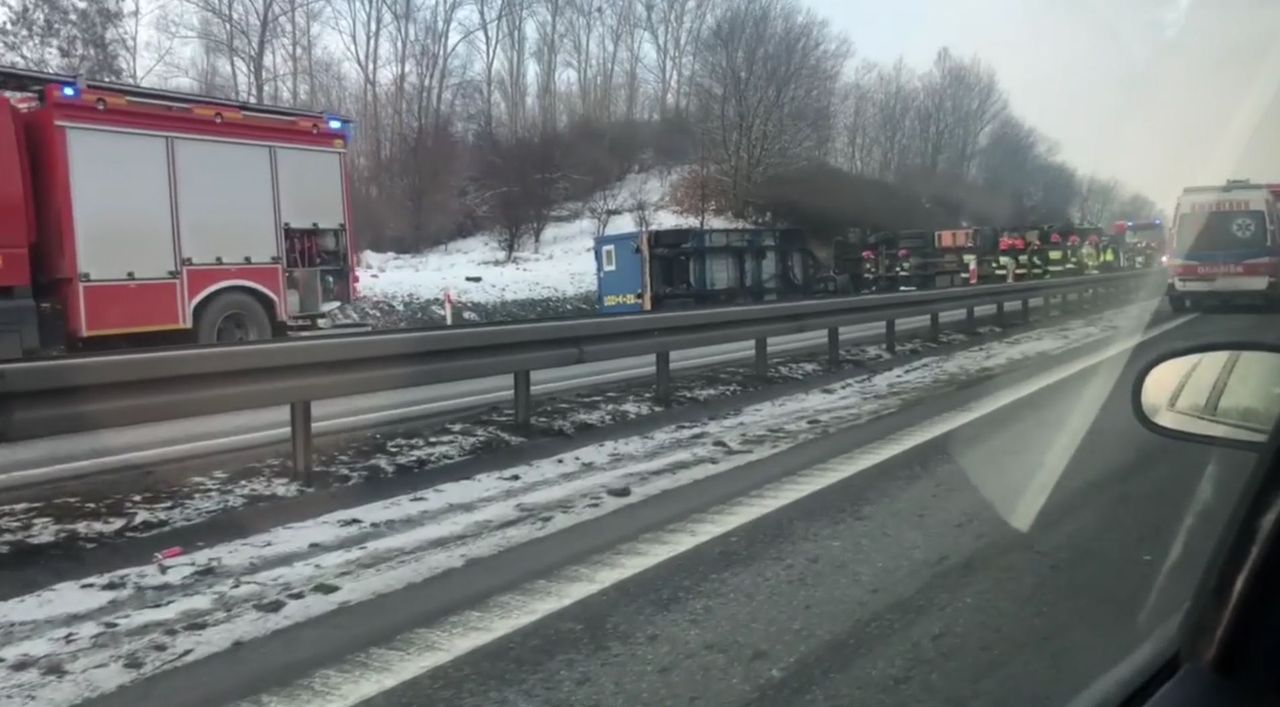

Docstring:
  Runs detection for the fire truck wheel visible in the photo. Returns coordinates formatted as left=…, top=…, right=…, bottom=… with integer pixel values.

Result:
left=196, top=291, right=273, bottom=345
left=1168, top=295, right=1188, bottom=313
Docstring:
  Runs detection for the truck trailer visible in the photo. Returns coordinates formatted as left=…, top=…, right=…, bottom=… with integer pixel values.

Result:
left=0, top=66, right=358, bottom=359
left=594, top=228, right=850, bottom=314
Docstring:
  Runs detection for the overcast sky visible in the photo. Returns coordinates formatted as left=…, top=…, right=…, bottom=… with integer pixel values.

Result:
left=808, top=0, right=1280, bottom=208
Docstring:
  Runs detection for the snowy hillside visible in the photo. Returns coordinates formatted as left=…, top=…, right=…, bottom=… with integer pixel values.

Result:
left=358, top=169, right=746, bottom=305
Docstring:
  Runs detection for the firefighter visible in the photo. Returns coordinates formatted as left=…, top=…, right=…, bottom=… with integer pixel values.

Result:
left=1082, top=234, right=1101, bottom=273
left=997, top=232, right=1016, bottom=282
left=861, top=249, right=880, bottom=292
left=1012, top=231, right=1030, bottom=280
left=1066, top=233, right=1083, bottom=273
left=1101, top=237, right=1119, bottom=270
left=1026, top=238, right=1046, bottom=278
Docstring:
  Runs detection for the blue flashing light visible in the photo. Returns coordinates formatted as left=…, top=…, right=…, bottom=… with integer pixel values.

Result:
left=60, top=85, right=78, bottom=97
left=1154, top=219, right=1162, bottom=225
left=327, top=118, right=343, bottom=130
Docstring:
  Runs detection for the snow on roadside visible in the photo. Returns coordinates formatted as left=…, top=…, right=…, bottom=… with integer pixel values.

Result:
left=0, top=325, right=950, bottom=558
left=0, top=352, right=837, bottom=556
left=0, top=474, right=304, bottom=553
left=0, top=302, right=1158, bottom=706
left=357, top=169, right=746, bottom=306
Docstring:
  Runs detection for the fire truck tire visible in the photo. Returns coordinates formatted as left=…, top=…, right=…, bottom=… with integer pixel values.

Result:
left=1168, top=295, right=1187, bottom=313
left=195, top=291, right=274, bottom=345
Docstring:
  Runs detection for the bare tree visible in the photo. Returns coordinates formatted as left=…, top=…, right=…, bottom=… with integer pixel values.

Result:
left=115, top=0, right=178, bottom=84
left=471, top=0, right=508, bottom=137
left=629, top=184, right=653, bottom=231
left=641, top=0, right=677, bottom=117
left=531, top=0, right=563, bottom=133
left=865, top=59, right=917, bottom=181
left=499, top=0, right=529, bottom=135
left=0, top=0, right=127, bottom=79
left=1113, top=192, right=1160, bottom=222
left=669, top=150, right=720, bottom=227
left=329, top=0, right=386, bottom=157
left=617, top=0, right=645, bottom=120
left=179, top=0, right=291, bottom=102
left=489, top=187, right=528, bottom=262
left=564, top=0, right=600, bottom=121
left=586, top=180, right=624, bottom=238
left=837, top=60, right=876, bottom=175
left=1076, top=175, right=1121, bottom=225
left=975, top=114, right=1047, bottom=222
left=943, top=52, right=1006, bottom=176
left=526, top=173, right=565, bottom=253
left=1025, top=158, right=1080, bottom=223
left=694, top=0, right=849, bottom=211
left=912, top=48, right=952, bottom=173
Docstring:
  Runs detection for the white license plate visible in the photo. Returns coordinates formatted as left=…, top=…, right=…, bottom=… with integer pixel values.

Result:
left=1176, top=276, right=1269, bottom=292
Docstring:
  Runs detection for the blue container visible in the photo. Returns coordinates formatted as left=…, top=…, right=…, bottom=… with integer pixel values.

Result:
left=595, top=231, right=648, bottom=313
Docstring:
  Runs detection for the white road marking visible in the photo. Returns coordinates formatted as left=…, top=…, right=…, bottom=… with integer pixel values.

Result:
left=238, top=314, right=1194, bottom=707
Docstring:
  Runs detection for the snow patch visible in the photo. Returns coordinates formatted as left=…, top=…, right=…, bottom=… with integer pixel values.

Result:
left=356, top=169, right=746, bottom=305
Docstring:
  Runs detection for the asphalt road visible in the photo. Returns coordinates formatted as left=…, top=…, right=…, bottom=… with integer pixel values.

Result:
left=0, top=303, right=1024, bottom=486
left=343, top=311, right=1267, bottom=707
left=85, top=306, right=1279, bottom=707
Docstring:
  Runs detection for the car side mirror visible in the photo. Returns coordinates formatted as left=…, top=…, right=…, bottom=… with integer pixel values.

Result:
left=1134, top=345, right=1280, bottom=451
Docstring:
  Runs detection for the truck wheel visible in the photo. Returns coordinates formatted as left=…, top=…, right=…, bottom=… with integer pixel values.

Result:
left=196, top=291, right=273, bottom=345
left=1168, top=295, right=1187, bottom=313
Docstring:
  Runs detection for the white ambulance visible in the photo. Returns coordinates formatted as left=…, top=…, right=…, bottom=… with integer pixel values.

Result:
left=1166, top=180, right=1280, bottom=311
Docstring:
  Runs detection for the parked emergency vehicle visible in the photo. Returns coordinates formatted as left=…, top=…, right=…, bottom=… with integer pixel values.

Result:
left=1166, top=180, right=1280, bottom=311
left=0, top=66, right=357, bottom=359
left=1110, top=220, right=1164, bottom=268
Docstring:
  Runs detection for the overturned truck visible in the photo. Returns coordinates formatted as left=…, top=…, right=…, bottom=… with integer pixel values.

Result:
left=594, top=228, right=854, bottom=314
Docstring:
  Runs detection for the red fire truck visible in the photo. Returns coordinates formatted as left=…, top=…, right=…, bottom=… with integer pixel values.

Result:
left=0, top=66, right=358, bottom=359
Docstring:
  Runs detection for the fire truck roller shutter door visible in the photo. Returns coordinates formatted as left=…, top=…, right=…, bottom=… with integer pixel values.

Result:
left=173, top=139, right=278, bottom=265
left=275, top=147, right=345, bottom=229
left=65, top=128, right=177, bottom=280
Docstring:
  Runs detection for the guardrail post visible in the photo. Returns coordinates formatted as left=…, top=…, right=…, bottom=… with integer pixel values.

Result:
left=1043, top=295, right=1051, bottom=313
left=655, top=351, right=672, bottom=404
left=928, top=312, right=940, bottom=342
left=966, top=306, right=976, bottom=330
left=290, top=401, right=313, bottom=486
left=754, top=337, right=768, bottom=378
left=995, top=302, right=1005, bottom=326
left=1021, top=298, right=1030, bottom=322
left=514, top=370, right=532, bottom=427
left=827, top=327, right=839, bottom=368
left=885, top=319, right=896, bottom=354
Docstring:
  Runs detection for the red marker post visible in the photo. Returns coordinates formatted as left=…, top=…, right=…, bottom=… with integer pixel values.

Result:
left=153, top=546, right=184, bottom=563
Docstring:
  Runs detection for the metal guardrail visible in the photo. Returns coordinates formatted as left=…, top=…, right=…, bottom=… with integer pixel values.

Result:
left=0, top=271, right=1164, bottom=484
